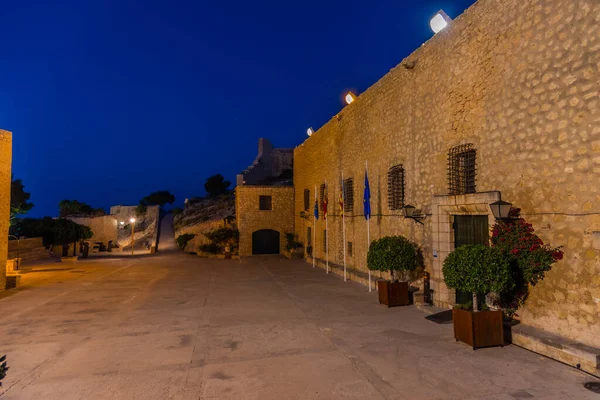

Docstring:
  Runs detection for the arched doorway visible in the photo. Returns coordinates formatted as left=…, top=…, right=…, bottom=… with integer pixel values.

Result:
left=252, top=229, right=280, bottom=255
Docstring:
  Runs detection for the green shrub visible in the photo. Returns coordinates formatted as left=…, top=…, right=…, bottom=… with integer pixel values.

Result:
left=284, top=233, right=303, bottom=251
left=367, top=235, right=420, bottom=281
left=204, top=227, right=239, bottom=244
left=176, top=233, right=195, bottom=250
left=199, top=243, right=221, bottom=254
left=135, top=202, right=147, bottom=216
left=443, top=244, right=513, bottom=312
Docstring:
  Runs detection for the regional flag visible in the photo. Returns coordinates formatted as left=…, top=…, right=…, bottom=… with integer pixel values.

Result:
left=322, top=187, right=328, bottom=219
left=338, top=190, right=344, bottom=217
left=363, top=169, right=371, bottom=220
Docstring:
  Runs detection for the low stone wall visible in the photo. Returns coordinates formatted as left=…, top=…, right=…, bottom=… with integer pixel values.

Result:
left=175, top=219, right=229, bottom=253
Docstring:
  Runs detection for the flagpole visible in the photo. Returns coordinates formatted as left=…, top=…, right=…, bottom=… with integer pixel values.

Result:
left=366, top=160, right=372, bottom=292
left=342, top=171, right=347, bottom=282
left=325, top=180, right=329, bottom=274
left=313, top=184, right=316, bottom=268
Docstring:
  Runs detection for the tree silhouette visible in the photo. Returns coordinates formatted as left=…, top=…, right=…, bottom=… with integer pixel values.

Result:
left=204, top=174, right=231, bottom=197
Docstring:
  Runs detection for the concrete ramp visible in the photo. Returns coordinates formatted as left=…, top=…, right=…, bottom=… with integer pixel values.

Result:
left=157, top=213, right=177, bottom=251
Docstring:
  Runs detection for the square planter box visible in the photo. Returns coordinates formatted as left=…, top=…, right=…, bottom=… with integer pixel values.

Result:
left=452, top=308, right=504, bottom=349
left=377, top=280, right=409, bottom=307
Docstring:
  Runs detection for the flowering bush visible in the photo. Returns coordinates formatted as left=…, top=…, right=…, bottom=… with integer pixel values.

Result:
left=491, top=208, right=563, bottom=315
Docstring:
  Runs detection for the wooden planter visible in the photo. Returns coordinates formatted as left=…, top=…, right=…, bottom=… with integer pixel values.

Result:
left=452, top=308, right=504, bottom=349
left=377, top=281, right=409, bottom=307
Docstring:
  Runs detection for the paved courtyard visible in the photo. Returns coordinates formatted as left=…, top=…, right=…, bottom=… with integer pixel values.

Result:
left=0, top=253, right=597, bottom=399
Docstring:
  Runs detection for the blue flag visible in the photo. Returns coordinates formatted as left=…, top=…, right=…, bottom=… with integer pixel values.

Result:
left=314, top=198, right=319, bottom=220
left=363, top=169, right=371, bottom=220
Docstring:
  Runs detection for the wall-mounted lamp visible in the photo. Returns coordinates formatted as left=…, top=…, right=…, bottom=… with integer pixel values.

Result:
left=307, top=127, right=314, bottom=137
left=430, top=10, right=451, bottom=34
left=345, top=92, right=357, bottom=105
left=403, top=204, right=426, bottom=225
left=299, top=211, right=310, bottom=220
left=489, top=198, right=513, bottom=220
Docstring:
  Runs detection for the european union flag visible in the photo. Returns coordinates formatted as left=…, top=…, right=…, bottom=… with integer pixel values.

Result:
left=363, top=169, right=371, bottom=220
left=314, top=198, right=319, bottom=220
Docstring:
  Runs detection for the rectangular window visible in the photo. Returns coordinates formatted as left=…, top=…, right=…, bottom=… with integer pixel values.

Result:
left=343, top=178, right=354, bottom=213
left=387, top=164, right=405, bottom=210
left=347, top=242, right=353, bottom=257
left=307, top=227, right=312, bottom=245
left=304, top=189, right=310, bottom=211
left=448, top=144, right=477, bottom=195
left=323, top=230, right=327, bottom=252
left=259, top=195, right=272, bottom=210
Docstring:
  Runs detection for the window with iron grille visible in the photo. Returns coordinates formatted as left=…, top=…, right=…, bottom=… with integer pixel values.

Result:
left=387, top=164, right=405, bottom=210
left=319, top=184, right=327, bottom=212
left=343, top=178, right=354, bottom=212
left=259, top=195, right=272, bottom=210
left=448, top=144, right=477, bottom=195
left=304, top=189, right=310, bottom=211
left=347, top=242, right=353, bottom=257
left=323, top=230, right=327, bottom=252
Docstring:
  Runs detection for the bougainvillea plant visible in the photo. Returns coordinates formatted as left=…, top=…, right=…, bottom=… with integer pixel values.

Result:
left=490, top=207, right=564, bottom=316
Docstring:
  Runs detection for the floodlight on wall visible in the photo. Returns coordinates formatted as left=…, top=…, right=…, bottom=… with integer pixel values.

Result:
left=345, top=92, right=357, bottom=105
left=307, top=127, right=314, bottom=137
left=430, top=10, right=451, bottom=34
left=402, top=204, right=426, bottom=225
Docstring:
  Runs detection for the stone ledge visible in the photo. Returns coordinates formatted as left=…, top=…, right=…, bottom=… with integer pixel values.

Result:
left=512, top=323, right=600, bottom=377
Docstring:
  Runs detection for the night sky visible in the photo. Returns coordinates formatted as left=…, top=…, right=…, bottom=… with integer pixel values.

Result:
left=1, top=0, right=475, bottom=218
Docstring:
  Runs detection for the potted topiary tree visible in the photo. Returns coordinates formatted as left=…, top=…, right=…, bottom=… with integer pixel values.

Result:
left=443, top=244, right=513, bottom=349
left=367, top=235, right=420, bottom=307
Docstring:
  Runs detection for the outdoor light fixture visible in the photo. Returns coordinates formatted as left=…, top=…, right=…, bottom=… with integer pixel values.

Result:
left=299, top=211, right=310, bottom=220
left=430, top=10, right=451, bottom=34
left=307, top=127, right=314, bottom=137
left=489, top=198, right=513, bottom=220
left=403, top=204, right=426, bottom=225
left=130, top=218, right=135, bottom=223
left=120, top=221, right=125, bottom=226
left=345, top=92, right=357, bottom=105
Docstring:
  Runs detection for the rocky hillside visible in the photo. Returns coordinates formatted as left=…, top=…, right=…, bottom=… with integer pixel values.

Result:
left=173, top=194, right=235, bottom=252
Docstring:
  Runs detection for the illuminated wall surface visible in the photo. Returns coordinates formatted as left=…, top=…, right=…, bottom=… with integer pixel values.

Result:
left=294, top=0, right=600, bottom=347
left=0, top=130, right=12, bottom=291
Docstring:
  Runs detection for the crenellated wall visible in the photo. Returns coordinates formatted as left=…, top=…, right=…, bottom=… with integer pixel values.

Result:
left=294, top=0, right=600, bottom=347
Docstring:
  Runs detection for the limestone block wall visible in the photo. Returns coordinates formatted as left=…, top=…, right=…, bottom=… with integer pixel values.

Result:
left=68, top=215, right=118, bottom=244
left=0, top=130, right=12, bottom=290
left=294, top=0, right=600, bottom=347
left=236, top=186, right=294, bottom=256
left=236, top=138, right=293, bottom=185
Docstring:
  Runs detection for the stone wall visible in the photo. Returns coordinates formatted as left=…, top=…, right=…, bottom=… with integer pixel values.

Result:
left=109, top=204, right=160, bottom=247
left=236, top=138, right=293, bottom=185
left=0, top=129, right=11, bottom=290
left=236, top=186, right=294, bottom=256
left=68, top=215, right=118, bottom=244
left=175, top=219, right=232, bottom=253
left=294, top=0, right=600, bottom=347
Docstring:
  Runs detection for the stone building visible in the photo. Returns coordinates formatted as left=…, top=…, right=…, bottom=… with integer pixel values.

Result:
left=236, top=138, right=293, bottom=186
left=235, top=139, right=295, bottom=256
left=0, top=129, right=12, bottom=291
left=292, top=0, right=600, bottom=368
left=236, top=186, right=294, bottom=256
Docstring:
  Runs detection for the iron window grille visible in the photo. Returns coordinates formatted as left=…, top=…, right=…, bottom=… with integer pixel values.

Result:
left=448, top=144, right=477, bottom=195
left=259, top=195, right=272, bottom=211
left=343, top=178, right=354, bottom=212
left=387, top=164, right=405, bottom=210
left=304, top=189, right=310, bottom=211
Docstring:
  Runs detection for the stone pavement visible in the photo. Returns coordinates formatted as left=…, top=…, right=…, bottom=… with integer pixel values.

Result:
left=0, top=253, right=597, bottom=399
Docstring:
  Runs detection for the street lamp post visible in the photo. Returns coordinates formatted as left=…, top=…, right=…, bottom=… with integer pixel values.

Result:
left=130, top=218, right=136, bottom=257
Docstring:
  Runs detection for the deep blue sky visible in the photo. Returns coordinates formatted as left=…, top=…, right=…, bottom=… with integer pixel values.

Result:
left=1, top=0, right=475, bottom=217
